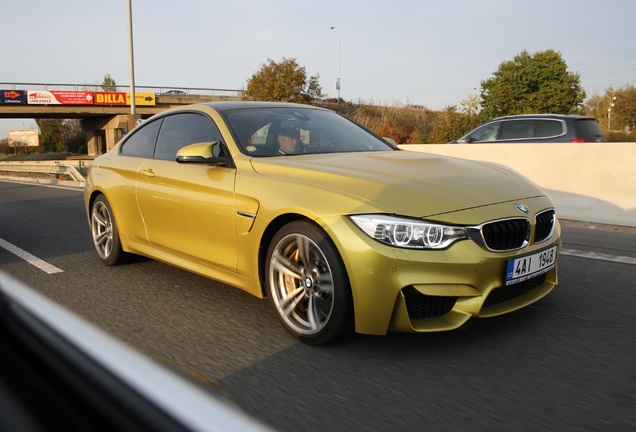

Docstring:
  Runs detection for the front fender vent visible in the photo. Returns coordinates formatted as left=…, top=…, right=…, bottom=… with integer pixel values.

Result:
left=402, top=287, right=457, bottom=320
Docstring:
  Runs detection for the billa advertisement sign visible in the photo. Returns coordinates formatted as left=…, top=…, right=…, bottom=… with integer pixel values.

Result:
left=94, top=92, right=156, bottom=106
left=94, top=92, right=127, bottom=105
left=8, top=130, right=39, bottom=147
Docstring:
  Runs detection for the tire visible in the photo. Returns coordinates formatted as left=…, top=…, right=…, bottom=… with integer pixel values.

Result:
left=90, top=195, right=126, bottom=266
left=265, top=220, right=353, bottom=344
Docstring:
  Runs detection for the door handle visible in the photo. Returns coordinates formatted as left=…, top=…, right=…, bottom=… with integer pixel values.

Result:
left=141, top=168, right=156, bottom=178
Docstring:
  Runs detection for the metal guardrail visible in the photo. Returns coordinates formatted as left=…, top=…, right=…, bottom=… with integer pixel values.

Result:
left=0, top=160, right=86, bottom=188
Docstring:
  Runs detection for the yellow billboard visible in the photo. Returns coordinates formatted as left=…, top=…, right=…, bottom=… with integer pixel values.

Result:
left=127, top=92, right=156, bottom=106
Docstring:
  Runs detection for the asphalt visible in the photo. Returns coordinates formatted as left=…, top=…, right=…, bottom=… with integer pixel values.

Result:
left=548, top=189, right=636, bottom=228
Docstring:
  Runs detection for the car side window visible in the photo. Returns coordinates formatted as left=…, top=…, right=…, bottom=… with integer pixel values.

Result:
left=500, top=120, right=535, bottom=140
left=154, top=113, right=223, bottom=160
left=535, top=119, right=564, bottom=138
left=467, top=122, right=500, bottom=142
left=120, top=119, right=162, bottom=158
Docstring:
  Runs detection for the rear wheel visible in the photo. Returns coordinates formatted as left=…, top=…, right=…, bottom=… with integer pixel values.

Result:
left=265, top=221, right=353, bottom=344
left=90, top=195, right=126, bottom=266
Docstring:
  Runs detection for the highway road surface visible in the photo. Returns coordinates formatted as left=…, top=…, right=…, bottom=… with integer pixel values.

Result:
left=1, top=180, right=635, bottom=432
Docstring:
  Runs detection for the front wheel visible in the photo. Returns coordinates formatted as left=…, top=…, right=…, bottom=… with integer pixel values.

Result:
left=90, top=195, right=126, bottom=266
left=265, top=221, right=353, bottom=344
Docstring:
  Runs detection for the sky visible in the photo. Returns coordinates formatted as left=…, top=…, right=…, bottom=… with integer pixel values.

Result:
left=2, top=0, right=635, bottom=137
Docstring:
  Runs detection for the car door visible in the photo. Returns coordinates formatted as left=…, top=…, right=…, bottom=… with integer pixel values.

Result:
left=135, top=112, right=238, bottom=271
left=114, top=118, right=163, bottom=243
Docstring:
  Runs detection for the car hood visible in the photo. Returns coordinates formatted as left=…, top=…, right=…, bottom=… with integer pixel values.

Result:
left=249, top=150, right=545, bottom=217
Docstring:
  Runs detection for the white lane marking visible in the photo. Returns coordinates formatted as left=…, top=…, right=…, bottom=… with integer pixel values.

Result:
left=0, top=238, right=64, bottom=274
left=561, top=248, right=636, bottom=266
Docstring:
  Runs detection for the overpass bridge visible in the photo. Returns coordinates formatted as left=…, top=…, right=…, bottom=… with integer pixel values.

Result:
left=1, top=82, right=243, bottom=155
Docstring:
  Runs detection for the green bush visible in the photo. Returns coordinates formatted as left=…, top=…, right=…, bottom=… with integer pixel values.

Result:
left=606, top=130, right=635, bottom=142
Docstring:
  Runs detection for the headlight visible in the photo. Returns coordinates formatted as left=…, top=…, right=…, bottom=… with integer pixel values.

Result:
left=350, top=215, right=467, bottom=250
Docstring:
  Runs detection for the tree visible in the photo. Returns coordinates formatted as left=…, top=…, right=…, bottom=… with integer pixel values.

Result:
left=609, top=86, right=636, bottom=134
left=244, top=57, right=322, bottom=103
left=460, top=94, right=481, bottom=116
left=36, top=119, right=83, bottom=153
left=431, top=106, right=485, bottom=143
left=101, top=74, right=117, bottom=91
left=586, top=85, right=636, bottom=141
left=480, top=49, right=585, bottom=118
left=586, top=85, right=636, bottom=133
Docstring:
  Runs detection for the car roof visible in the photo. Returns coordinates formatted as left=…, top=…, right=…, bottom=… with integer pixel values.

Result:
left=144, top=101, right=327, bottom=123
left=490, top=114, right=597, bottom=121
left=201, top=101, right=326, bottom=112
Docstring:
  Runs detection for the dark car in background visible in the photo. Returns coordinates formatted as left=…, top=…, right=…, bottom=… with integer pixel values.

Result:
left=450, top=114, right=606, bottom=143
left=162, top=89, right=187, bottom=95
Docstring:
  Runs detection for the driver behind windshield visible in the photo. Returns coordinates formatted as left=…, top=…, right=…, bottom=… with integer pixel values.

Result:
left=277, top=126, right=303, bottom=155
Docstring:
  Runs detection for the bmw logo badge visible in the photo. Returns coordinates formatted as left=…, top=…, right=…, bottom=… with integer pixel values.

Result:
left=516, top=203, right=529, bottom=214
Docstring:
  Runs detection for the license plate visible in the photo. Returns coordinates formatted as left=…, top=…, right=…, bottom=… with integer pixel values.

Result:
left=505, top=245, right=557, bottom=286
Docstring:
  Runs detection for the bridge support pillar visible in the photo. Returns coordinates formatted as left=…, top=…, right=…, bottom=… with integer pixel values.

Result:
left=127, top=114, right=141, bottom=131
left=81, top=115, right=129, bottom=156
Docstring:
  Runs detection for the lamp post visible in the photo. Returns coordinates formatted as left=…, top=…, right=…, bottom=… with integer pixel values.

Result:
left=330, top=26, right=341, bottom=101
left=607, top=95, right=616, bottom=131
left=127, top=0, right=137, bottom=117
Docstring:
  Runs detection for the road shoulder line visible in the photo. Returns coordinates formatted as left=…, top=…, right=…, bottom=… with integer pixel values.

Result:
left=561, top=248, right=636, bottom=266
left=0, top=238, right=64, bottom=274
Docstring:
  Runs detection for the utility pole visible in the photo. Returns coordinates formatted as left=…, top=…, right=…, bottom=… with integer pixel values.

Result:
left=330, top=26, right=341, bottom=101
left=607, top=95, right=616, bottom=131
left=127, top=0, right=138, bottom=128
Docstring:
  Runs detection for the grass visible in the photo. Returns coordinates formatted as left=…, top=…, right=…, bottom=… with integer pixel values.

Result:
left=0, top=152, right=77, bottom=161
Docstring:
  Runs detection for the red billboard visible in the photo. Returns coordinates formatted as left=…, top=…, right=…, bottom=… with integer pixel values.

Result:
left=27, top=91, right=94, bottom=105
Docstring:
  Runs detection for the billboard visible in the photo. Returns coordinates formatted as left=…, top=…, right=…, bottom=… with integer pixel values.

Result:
left=8, top=130, right=40, bottom=147
left=27, top=91, right=94, bottom=105
left=94, top=92, right=127, bottom=105
left=93, top=91, right=156, bottom=106
left=131, top=92, right=156, bottom=106
left=1, top=90, right=27, bottom=104
left=1, top=90, right=155, bottom=106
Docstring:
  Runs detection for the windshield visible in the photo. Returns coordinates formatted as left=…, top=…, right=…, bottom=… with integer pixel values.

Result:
left=223, top=107, right=396, bottom=156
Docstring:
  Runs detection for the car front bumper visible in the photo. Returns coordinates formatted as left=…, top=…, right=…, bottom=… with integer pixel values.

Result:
left=319, top=211, right=560, bottom=336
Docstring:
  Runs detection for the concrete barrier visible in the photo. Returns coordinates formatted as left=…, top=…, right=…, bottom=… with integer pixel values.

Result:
left=401, top=143, right=636, bottom=228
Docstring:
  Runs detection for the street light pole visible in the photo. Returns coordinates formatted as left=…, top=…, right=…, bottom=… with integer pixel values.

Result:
left=608, top=95, right=616, bottom=131
left=127, top=0, right=137, bottom=116
left=330, top=26, right=341, bottom=101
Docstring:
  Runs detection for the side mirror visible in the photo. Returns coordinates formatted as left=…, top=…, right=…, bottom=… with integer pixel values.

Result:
left=176, top=142, right=226, bottom=165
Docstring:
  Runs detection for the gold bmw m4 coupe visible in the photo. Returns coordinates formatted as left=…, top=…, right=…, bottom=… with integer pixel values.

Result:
left=85, top=102, right=560, bottom=344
